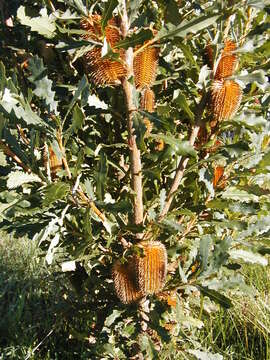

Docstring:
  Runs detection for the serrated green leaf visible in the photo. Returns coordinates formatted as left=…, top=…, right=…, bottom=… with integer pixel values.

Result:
left=121, top=324, right=135, bottom=338
left=104, top=309, right=124, bottom=327
left=139, top=110, right=175, bottom=132
left=197, top=285, right=232, bottom=309
left=65, top=76, right=88, bottom=119
left=127, top=0, right=140, bottom=23
left=2, top=129, right=30, bottom=167
left=65, top=0, right=87, bottom=16
left=95, top=152, right=108, bottom=200
left=221, top=186, right=259, bottom=203
left=101, top=0, right=118, bottom=33
left=178, top=43, right=199, bottom=70
left=251, top=174, right=270, bottom=191
left=199, top=167, right=214, bottom=198
left=0, top=199, right=18, bottom=216
left=0, top=61, right=6, bottom=94
left=204, top=274, right=248, bottom=292
left=35, top=78, right=57, bottom=114
left=28, top=56, right=46, bottom=82
left=7, top=171, right=41, bottom=189
left=71, top=104, right=85, bottom=134
left=161, top=218, right=184, bottom=233
left=229, top=249, right=268, bottom=266
left=84, top=179, right=96, bottom=200
left=72, top=44, right=97, bottom=64
left=140, top=335, right=158, bottom=360
left=236, top=113, right=267, bottom=128
left=46, top=233, right=60, bottom=264
left=200, top=235, right=212, bottom=272
left=22, top=102, right=48, bottom=126
left=149, top=134, right=196, bottom=156
left=115, top=29, right=153, bottom=49
left=173, top=90, right=195, bottom=122
left=164, top=0, right=181, bottom=26
left=234, top=70, right=268, bottom=85
left=0, top=89, right=49, bottom=128
left=211, top=238, right=231, bottom=271
left=157, top=13, right=219, bottom=41
left=17, top=6, right=56, bottom=39
left=87, top=94, right=108, bottom=110
left=43, top=182, right=70, bottom=207
left=239, top=216, right=270, bottom=241
left=103, top=200, right=132, bottom=213
left=223, top=142, right=249, bottom=157
left=247, top=0, right=270, bottom=8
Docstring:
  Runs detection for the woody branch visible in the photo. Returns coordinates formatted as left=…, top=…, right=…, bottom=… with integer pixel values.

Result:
left=159, top=93, right=208, bottom=220
left=121, top=2, right=144, bottom=232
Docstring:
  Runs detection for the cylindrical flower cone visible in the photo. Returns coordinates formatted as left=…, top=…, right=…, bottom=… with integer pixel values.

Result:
left=214, top=40, right=238, bottom=80
left=135, top=241, right=167, bottom=295
left=211, top=79, right=242, bottom=123
left=80, top=15, right=127, bottom=85
left=112, top=261, right=142, bottom=304
left=134, top=39, right=159, bottom=90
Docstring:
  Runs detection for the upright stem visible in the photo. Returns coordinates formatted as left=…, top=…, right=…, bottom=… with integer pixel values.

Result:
left=159, top=93, right=208, bottom=220
left=159, top=125, right=200, bottom=219
left=121, top=3, right=144, bottom=230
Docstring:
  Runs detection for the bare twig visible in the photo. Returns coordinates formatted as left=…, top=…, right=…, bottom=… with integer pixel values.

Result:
left=159, top=93, right=208, bottom=220
left=121, top=3, right=144, bottom=234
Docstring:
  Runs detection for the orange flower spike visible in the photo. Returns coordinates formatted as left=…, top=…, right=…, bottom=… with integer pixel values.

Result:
left=81, top=15, right=127, bottom=86
left=80, top=15, right=102, bottom=41
left=214, top=40, right=238, bottom=80
left=134, top=40, right=159, bottom=90
left=211, top=79, right=242, bottom=122
left=135, top=241, right=167, bottom=295
left=105, top=17, right=121, bottom=48
left=112, top=261, right=143, bottom=304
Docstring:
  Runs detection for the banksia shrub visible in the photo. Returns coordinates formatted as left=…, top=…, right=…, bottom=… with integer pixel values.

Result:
left=135, top=241, right=167, bottom=295
left=211, top=79, right=242, bottom=122
left=80, top=15, right=127, bottom=85
left=112, top=261, right=143, bottom=304
left=214, top=40, right=238, bottom=80
left=133, top=38, right=159, bottom=90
